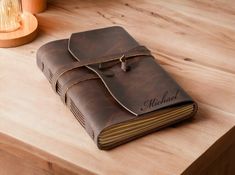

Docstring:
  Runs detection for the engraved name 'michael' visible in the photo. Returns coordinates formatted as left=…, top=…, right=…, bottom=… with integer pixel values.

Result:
left=141, top=90, right=180, bottom=111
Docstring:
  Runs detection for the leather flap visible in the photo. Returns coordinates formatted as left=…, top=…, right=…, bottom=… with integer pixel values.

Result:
left=68, top=26, right=193, bottom=116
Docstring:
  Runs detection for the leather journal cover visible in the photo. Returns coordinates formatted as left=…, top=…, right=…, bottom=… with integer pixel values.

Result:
left=37, top=26, right=198, bottom=150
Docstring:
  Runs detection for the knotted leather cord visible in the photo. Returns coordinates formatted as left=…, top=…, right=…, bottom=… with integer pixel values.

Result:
left=51, top=45, right=152, bottom=98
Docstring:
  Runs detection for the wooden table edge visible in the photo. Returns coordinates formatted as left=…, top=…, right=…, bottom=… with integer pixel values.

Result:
left=0, top=132, right=96, bottom=175
left=1, top=126, right=235, bottom=174
left=182, top=126, right=235, bottom=174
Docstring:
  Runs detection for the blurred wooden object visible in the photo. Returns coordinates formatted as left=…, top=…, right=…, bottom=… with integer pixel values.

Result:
left=1, top=0, right=235, bottom=174
left=0, top=12, right=38, bottom=48
left=22, top=0, right=47, bottom=14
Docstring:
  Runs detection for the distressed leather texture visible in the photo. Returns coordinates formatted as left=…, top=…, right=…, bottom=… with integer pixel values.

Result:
left=36, top=26, right=197, bottom=150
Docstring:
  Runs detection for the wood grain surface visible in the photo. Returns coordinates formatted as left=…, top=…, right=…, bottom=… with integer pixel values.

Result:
left=1, top=0, right=235, bottom=174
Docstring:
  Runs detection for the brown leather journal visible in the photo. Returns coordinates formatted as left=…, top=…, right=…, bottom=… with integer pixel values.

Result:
left=37, top=26, right=197, bottom=150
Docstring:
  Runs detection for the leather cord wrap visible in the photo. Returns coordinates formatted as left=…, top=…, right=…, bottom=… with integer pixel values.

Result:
left=51, top=45, right=152, bottom=101
left=61, top=74, right=99, bottom=104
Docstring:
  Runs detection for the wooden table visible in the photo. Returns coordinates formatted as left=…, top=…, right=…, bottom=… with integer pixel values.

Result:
left=1, top=0, right=235, bottom=174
